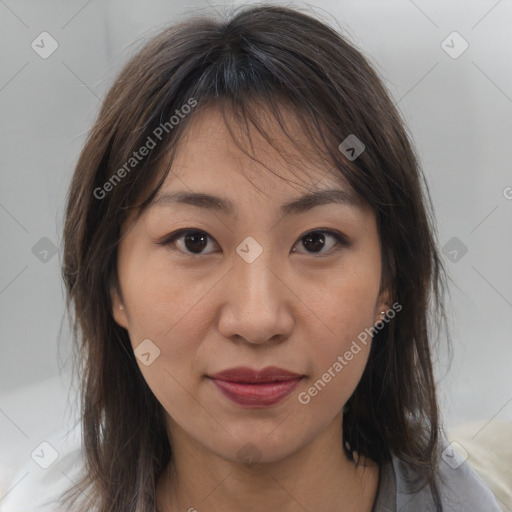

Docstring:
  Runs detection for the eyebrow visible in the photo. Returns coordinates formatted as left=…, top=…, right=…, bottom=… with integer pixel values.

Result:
left=149, top=188, right=363, bottom=216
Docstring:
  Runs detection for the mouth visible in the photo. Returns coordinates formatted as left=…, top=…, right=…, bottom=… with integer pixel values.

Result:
left=207, top=366, right=305, bottom=408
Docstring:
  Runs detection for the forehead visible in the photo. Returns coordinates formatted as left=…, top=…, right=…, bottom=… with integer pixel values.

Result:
left=176, top=102, right=330, bottom=173
left=151, top=103, right=363, bottom=209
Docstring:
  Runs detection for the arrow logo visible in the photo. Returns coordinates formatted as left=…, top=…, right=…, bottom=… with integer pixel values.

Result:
left=236, top=236, right=263, bottom=263
left=441, top=31, right=469, bottom=59
left=236, top=442, right=262, bottom=467
left=31, top=441, right=59, bottom=468
left=32, top=237, right=58, bottom=263
left=442, top=236, right=467, bottom=263
left=442, top=441, right=468, bottom=469
left=338, top=135, right=365, bottom=161
left=31, top=31, right=59, bottom=59
left=134, top=339, right=161, bottom=366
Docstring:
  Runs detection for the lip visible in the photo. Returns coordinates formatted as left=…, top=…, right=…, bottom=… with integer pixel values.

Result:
left=208, top=366, right=304, bottom=408
left=210, top=366, right=303, bottom=383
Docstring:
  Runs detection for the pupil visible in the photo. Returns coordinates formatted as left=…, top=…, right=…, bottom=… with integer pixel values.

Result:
left=185, top=231, right=207, bottom=253
left=303, top=232, right=325, bottom=252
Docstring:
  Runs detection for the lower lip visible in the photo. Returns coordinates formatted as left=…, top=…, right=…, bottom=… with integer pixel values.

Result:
left=209, top=377, right=302, bottom=407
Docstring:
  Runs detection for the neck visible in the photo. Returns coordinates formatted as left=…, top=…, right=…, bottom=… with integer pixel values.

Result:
left=156, top=414, right=379, bottom=512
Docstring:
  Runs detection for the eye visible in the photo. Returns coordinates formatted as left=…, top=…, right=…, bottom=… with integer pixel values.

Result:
left=157, top=228, right=348, bottom=257
left=291, top=229, right=348, bottom=257
left=157, top=229, right=219, bottom=255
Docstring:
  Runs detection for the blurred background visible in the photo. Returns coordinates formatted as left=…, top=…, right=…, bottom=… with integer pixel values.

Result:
left=1, top=0, right=511, bottom=508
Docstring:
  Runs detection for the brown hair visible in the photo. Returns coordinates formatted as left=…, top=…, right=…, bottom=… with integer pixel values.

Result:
left=60, top=4, right=449, bottom=511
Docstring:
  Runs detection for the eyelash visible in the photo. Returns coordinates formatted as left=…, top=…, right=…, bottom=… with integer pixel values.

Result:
left=156, top=228, right=349, bottom=258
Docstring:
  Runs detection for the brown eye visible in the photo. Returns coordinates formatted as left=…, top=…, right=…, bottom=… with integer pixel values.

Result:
left=181, top=231, right=210, bottom=253
left=158, top=229, right=218, bottom=255
left=302, top=231, right=327, bottom=252
left=292, top=230, right=348, bottom=257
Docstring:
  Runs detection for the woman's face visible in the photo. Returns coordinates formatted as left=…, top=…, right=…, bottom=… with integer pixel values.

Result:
left=112, top=104, right=389, bottom=465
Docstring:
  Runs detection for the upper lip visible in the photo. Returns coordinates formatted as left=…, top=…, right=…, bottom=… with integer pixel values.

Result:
left=209, top=366, right=304, bottom=383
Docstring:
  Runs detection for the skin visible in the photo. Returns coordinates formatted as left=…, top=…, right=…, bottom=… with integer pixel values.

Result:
left=111, top=104, right=390, bottom=512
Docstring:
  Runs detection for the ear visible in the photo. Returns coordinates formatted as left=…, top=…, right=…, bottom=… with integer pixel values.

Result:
left=374, top=251, right=395, bottom=324
left=111, top=286, right=129, bottom=330
left=374, top=282, right=392, bottom=325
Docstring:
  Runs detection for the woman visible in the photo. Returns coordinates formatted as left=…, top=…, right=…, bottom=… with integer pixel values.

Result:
left=58, top=4, right=501, bottom=511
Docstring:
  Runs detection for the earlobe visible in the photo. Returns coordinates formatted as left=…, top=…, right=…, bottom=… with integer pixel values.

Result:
left=375, top=285, right=392, bottom=325
left=111, top=289, right=129, bottom=329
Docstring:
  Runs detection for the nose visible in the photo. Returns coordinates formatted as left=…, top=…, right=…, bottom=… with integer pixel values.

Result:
left=217, top=248, right=294, bottom=345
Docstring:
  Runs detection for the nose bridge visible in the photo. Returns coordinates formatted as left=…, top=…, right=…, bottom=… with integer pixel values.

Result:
left=232, top=236, right=280, bottom=308
left=218, top=237, right=293, bottom=343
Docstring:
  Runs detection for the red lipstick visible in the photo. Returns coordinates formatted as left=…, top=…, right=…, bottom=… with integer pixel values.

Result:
left=208, top=366, right=304, bottom=408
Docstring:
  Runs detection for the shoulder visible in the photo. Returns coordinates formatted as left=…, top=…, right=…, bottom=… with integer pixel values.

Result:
left=389, top=446, right=502, bottom=512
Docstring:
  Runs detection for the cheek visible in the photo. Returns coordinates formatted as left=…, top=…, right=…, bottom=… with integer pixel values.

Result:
left=296, top=253, right=381, bottom=340
left=297, top=318, right=373, bottom=417
left=119, top=247, right=209, bottom=346
left=294, top=255, right=380, bottom=409
left=121, top=264, right=208, bottom=420
left=114, top=258, right=208, bottom=424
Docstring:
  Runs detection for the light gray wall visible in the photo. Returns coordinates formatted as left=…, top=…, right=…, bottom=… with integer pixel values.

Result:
left=1, top=0, right=511, bottom=431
